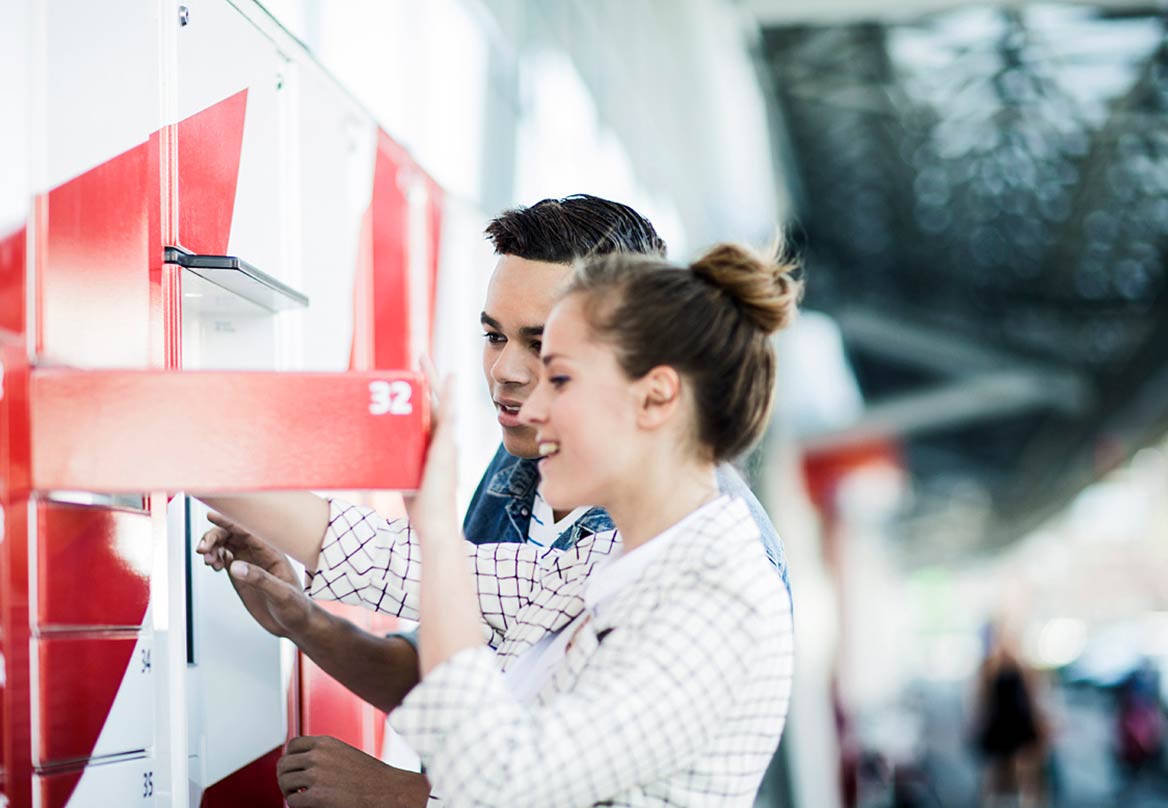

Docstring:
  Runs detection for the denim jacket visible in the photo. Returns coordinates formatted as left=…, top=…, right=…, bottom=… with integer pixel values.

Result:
left=463, top=444, right=790, bottom=592
left=462, top=444, right=615, bottom=550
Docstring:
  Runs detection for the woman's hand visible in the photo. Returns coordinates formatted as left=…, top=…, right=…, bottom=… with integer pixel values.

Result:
left=405, top=373, right=460, bottom=545
left=407, top=371, right=486, bottom=675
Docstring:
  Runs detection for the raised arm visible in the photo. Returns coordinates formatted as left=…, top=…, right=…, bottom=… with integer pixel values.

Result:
left=197, top=514, right=422, bottom=712
left=302, top=380, right=619, bottom=661
left=197, top=491, right=330, bottom=569
left=407, top=376, right=491, bottom=675
left=308, top=495, right=563, bottom=646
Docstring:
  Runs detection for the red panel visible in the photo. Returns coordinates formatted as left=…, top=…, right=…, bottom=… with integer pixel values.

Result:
left=369, top=131, right=412, bottom=371
left=35, top=635, right=138, bottom=766
left=177, top=90, right=248, bottom=256
left=0, top=500, right=31, bottom=808
left=367, top=611, right=398, bottom=757
left=299, top=597, right=394, bottom=756
left=802, top=439, right=904, bottom=514
left=147, top=127, right=170, bottom=371
left=200, top=746, right=283, bottom=808
left=0, top=226, right=25, bottom=337
left=38, top=141, right=152, bottom=368
left=300, top=601, right=390, bottom=756
left=36, top=503, right=150, bottom=629
left=0, top=336, right=31, bottom=504
left=34, top=767, right=82, bottom=808
left=30, top=370, right=429, bottom=492
left=300, top=603, right=371, bottom=749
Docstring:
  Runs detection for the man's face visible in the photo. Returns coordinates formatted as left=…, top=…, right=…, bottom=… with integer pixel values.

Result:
left=481, top=255, right=573, bottom=458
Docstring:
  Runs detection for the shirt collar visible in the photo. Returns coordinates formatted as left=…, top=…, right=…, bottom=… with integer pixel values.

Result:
left=584, top=495, right=730, bottom=610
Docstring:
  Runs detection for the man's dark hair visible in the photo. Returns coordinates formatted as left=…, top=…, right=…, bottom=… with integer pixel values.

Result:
left=484, top=194, right=666, bottom=263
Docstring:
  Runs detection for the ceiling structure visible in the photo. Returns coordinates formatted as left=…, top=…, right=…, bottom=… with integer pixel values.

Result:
left=754, top=3, right=1168, bottom=559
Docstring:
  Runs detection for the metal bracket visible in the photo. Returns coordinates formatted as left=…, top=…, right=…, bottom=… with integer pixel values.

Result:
left=163, top=247, right=309, bottom=312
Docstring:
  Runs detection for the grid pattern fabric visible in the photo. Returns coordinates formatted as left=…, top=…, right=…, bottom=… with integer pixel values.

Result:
left=306, top=499, right=621, bottom=657
left=310, top=496, right=793, bottom=806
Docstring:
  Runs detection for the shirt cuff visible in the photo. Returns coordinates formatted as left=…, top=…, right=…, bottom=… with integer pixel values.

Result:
left=303, top=496, right=365, bottom=601
left=389, top=645, right=502, bottom=760
left=389, top=626, right=420, bottom=651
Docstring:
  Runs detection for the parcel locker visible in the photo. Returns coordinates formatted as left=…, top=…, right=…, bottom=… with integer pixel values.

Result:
left=1, top=1, right=448, bottom=805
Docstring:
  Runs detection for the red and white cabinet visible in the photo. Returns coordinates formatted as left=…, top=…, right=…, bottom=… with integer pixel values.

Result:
left=1, top=1, right=445, bottom=806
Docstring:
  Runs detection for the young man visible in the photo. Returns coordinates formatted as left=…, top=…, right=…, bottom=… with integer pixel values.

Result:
left=204, top=195, right=788, bottom=807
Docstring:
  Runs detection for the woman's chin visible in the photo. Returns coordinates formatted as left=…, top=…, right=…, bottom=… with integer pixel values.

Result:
left=537, top=469, right=585, bottom=512
left=542, top=488, right=582, bottom=512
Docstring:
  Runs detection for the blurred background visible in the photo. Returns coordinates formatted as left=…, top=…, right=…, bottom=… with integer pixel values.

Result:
left=232, top=1, right=1168, bottom=805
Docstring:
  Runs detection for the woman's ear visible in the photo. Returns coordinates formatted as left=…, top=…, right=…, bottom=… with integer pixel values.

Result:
left=636, top=365, right=682, bottom=429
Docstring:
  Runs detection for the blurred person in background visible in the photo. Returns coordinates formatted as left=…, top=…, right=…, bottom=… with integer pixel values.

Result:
left=971, top=620, right=1051, bottom=808
left=1114, top=658, right=1165, bottom=793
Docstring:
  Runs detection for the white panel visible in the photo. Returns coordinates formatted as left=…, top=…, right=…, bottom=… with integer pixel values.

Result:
left=89, top=631, right=156, bottom=762
left=0, top=0, right=30, bottom=231
left=429, top=196, right=499, bottom=514
left=153, top=494, right=189, bottom=808
left=180, top=272, right=278, bottom=370
left=42, top=0, right=158, bottom=190
left=174, top=0, right=279, bottom=124
left=293, top=61, right=377, bottom=371
left=313, top=0, right=488, bottom=201
left=405, top=178, right=432, bottom=369
left=186, top=499, right=285, bottom=789
left=44, top=754, right=157, bottom=808
left=177, top=0, right=289, bottom=284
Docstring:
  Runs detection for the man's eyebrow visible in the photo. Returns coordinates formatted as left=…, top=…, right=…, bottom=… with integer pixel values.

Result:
left=481, top=313, right=544, bottom=339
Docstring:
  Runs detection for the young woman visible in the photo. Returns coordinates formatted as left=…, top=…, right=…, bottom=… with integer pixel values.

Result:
left=201, top=243, right=800, bottom=806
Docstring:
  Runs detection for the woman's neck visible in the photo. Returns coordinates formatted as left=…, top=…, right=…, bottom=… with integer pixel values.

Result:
left=607, top=459, right=720, bottom=552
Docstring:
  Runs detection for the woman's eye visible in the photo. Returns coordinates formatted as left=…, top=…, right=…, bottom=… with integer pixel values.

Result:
left=483, top=332, right=505, bottom=345
left=550, top=376, right=569, bottom=389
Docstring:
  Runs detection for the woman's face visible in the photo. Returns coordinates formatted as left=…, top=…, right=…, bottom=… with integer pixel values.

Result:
left=518, top=294, right=643, bottom=511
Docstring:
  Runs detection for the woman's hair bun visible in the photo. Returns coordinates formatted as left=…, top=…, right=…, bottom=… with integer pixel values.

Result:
left=689, top=242, right=802, bottom=335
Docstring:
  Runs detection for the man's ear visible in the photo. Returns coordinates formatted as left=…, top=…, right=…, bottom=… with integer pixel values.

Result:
left=636, top=365, right=681, bottom=429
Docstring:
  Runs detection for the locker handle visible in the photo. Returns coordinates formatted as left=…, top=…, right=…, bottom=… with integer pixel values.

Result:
left=164, top=246, right=309, bottom=312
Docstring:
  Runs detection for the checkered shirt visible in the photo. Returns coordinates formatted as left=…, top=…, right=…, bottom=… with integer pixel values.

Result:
left=306, top=496, right=793, bottom=806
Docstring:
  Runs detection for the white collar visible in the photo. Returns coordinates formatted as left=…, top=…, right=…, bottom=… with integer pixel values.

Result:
left=584, top=495, right=730, bottom=610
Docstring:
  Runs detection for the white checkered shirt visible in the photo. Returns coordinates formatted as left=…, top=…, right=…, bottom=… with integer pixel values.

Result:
left=306, top=496, right=793, bottom=806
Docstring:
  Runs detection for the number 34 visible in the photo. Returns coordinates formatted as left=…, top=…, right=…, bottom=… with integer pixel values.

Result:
left=368, top=380, right=413, bottom=416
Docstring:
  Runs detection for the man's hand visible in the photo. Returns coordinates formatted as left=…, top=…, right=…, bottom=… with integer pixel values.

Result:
left=278, top=736, right=431, bottom=808
left=196, top=512, right=314, bottom=639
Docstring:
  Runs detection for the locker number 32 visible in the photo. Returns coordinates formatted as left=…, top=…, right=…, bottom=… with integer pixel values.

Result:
left=369, top=380, right=413, bottom=415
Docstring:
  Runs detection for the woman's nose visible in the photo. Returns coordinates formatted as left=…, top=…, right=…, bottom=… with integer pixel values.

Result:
left=519, top=379, right=548, bottom=425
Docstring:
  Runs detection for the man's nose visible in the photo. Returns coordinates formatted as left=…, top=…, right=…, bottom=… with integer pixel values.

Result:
left=491, top=344, right=531, bottom=386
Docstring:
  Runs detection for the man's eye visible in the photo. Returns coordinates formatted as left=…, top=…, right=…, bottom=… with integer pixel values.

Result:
left=530, top=340, right=542, bottom=354
left=483, top=332, right=505, bottom=345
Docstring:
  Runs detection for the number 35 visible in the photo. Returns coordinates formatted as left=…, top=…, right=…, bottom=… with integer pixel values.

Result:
left=368, top=380, right=413, bottom=416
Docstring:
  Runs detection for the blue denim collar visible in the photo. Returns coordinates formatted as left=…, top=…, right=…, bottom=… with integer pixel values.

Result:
left=482, top=451, right=614, bottom=549
left=486, top=452, right=540, bottom=500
